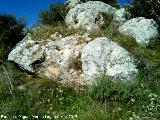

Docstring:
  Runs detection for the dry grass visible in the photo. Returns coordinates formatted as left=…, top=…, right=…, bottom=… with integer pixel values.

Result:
left=29, top=23, right=85, bottom=41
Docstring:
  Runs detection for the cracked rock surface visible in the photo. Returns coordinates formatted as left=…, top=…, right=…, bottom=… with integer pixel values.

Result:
left=8, top=34, right=138, bottom=85
left=65, top=1, right=117, bottom=31
left=81, top=37, right=138, bottom=81
left=113, top=8, right=131, bottom=27
left=118, top=17, right=159, bottom=45
left=8, top=35, right=44, bottom=72
left=8, top=33, right=90, bottom=85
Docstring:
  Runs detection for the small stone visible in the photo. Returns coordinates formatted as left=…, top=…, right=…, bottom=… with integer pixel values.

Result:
left=47, top=66, right=61, bottom=76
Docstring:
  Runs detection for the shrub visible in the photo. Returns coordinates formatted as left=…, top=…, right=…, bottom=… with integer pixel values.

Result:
left=0, top=13, right=25, bottom=59
left=88, top=75, right=138, bottom=103
left=89, top=20, right=137, bottom=52
left=101, top=13, right=113, bottom=29
left=88, top=75, right=160, bottom=119
left=131, top=45, right=160, bottom=93
left=129, top=0, right=160, bottom=31
left=39, top=4, right=68, bottom=26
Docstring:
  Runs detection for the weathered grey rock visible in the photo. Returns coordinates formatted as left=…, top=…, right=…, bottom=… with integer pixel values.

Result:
left=8, top=34, right=138, bottom=84
left=42, top=35, right=85, bottom=80
left=113, top=8, right=131, bottom=26
left=65, top=0, right=82, bottom=9
left=81, top=37, right=138, bottom=81
left=118, top=17, right=159, bottom=45
left=65, top=1, right=117, bottom=31
left=8, top=33, right=90, bottom=85
left=8, top=35, right=44, bottom=72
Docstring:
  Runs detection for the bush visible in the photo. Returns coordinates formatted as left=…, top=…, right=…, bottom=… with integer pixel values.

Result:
left=131, top=46, right=160, bottom=93
left=88, top=75, right=160, bottom=119
left=88, top=75, right=138, bottom=103
left=129, top=0, right=160, bottom=31
left=0, top=13, right=25, bottom=59
left=39, top=4, right=68, bottom=26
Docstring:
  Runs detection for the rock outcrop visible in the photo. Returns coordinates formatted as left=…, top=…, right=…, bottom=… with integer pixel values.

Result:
left=65, top=1, right=117, bottom=31
left=81, top=37, right=138, bottom=81
left=8, top=34, right=138, bottom=84
left=118, top=17, right=159, bottom=45
left=113, top=8, right=131, bottom=26
left=40, top=34, right=88, bottom=84
left=8, top=35, right=44, bottom=72
left=8, top=33, right=91, bottom=85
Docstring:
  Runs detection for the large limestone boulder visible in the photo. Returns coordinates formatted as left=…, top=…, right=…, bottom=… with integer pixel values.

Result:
left=113, top=8, right=131, bottom=26
left=8, top=33, right=91, bottom=85
left=65, top=1, right=117, bottom=31
left=118, top=17, right=159, bottom=45
left=8, top=34, right=138, bottom=84
left=41, top=35, right=87, bottom=81
left=81, top=37, right=138, bottom=81
left=8, top=35, right=44, bottom=72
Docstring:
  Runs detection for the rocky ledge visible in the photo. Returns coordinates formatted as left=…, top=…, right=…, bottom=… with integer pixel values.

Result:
left=8, top=33, right=138, bottom=85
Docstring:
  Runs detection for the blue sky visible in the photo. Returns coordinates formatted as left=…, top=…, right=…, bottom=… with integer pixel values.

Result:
left=0, top=0, right=131, bottom=27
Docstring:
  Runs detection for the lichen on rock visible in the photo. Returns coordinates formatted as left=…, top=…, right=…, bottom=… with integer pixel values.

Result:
left=8, top=33, right=138, bottom=85
left=65, top=1, right=117, bottom=31
left=81, top=37, right=138, bottom=81
left=118, top=17, right=159, bottom=45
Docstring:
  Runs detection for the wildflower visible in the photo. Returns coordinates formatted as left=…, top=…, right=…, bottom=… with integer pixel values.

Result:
left=118, top=107, right=122, bottom=111
left=22, top=116, right=28, bottom=119
left=131, top=98, right=135, bottom=102
left=46, top=115, right=51, bottom=119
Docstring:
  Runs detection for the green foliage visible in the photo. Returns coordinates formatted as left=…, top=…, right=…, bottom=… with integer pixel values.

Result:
left=129, top=0, right=160, bottom=31
left=131, top=46, right=160, bottom=93
left=81, top=0, right=117, bottom=5
left=88, top=75, right=138, bottom=103
left=0, top=13, right=25, bottom=59
left=88, top=75, right=160, bottom=119
left=89, top=20, right=137, bottom=52
left=147, top=35, right=160, bottom=51
left=1, top=59, right=160, bottom=119
left=39, top=4, right=68, bottom=26
left=101, top=13, right=113, bottom=29
left=0, top=61, right=83, bottom=119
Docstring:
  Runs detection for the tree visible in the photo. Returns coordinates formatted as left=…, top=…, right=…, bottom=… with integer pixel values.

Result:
left=129, top=0, right=160, bottom=30
left=39, top=4, right=68, bottom=26
left=0, top=13, right=25, bottom=59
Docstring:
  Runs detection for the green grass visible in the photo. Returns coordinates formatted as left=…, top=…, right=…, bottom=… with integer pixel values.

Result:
left=0, top=61, right=160, bottom=120
left=0, top=61, right=85, bottom=119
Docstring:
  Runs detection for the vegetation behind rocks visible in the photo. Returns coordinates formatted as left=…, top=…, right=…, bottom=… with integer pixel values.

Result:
left=129, top=0, right=160, bottom=31
left=39, top=4, right=68, bottom=26
left=0, top=14, right=25, bottom=59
